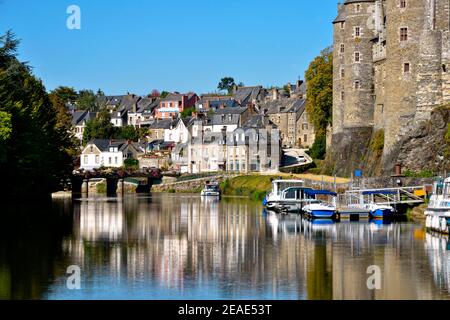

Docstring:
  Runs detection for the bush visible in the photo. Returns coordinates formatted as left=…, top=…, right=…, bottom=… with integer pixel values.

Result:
left=370, top=129, right=385, bottom=153
left=124, top=158, right=139, bottom=170
left=307, top=135, right=326, bottom=160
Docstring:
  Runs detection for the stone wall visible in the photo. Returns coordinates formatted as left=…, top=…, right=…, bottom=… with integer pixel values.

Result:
left=151, top=176, right=228, bottom=193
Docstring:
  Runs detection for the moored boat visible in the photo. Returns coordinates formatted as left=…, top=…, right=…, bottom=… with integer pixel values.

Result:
left=200, top=181, right=221, bottom=197
left=425, top=177, right=450, bottom=234
left=263, top=180, right=308, bottom=213
left=302, top=189, right=337, bottom=219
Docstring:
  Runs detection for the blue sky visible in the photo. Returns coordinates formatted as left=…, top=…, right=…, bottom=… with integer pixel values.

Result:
left=0, top=0, right=338, bottom=95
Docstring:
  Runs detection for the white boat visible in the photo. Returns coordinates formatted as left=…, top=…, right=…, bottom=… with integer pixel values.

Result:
left=363, top=203, right=395, bottom=219
left=425, top=177, right=450, bottom=234
left=200, top=182, right=221, bottom=197
left=263, top=180, right=308, bottom=213
left=302, top=189, right=337, bottom=219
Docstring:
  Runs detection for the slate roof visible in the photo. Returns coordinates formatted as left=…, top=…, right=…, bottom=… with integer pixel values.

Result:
left=148, top=119, right=172, bottom=130
left=72, top=110, right=97, bottom=126
left=233, top=86, right=263, bottom=105
left=242, top=115, right=277, bottom=129
left=262, top=98, right=306, bottom=116
left=214, top=107, right=248, bottom=115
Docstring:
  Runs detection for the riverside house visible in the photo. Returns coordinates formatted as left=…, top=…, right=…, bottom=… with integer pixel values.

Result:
left=80, top=139, right=142, bottom=171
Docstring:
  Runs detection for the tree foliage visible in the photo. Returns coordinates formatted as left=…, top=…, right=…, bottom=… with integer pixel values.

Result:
left=305, top=47, right=333, bottom=159
left=218, top=77, right=236, bottom=95
left=82, top=110, right=148, bottom=144
left=305, top=47, right=333, bottom=137
left=76, top=89, right=96, bottom=111
left=51, top=86, right=78, bottom=104
left=0, top=31, right=76, bottom=197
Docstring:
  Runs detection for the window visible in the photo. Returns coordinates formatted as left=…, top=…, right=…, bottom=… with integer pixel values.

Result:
left=356, top=4, right=361, bottom=12
left=400, top=0, right=407, bottom=8
left=340, top=68, right=345, bottom=78
left=302, top=123, right=308, bottom=130
left=340, top=44, right=345, bottom=53
left=115, top=157, right=118, bottom=164
left=304, top=134, right=308, bottom=143
left=109, top=157, right=112, bottom=164
left=341, top=91, right=345, bottom=101
left=95, top=155, right=99, bottom=164
left=404, top=62, right=410, bottom=73
left=400, top=27, right=408, bottom=41
left=355, top=26, right=361, bottom=37
left=340, top=22, right=345, bottom=29
left=354, top=81, right=361, bottom=90
left=90, top=146, right=93, bottom=153
left=84, top=155, right=88, bottom=164
left=355, top=52, right=361, bottom=62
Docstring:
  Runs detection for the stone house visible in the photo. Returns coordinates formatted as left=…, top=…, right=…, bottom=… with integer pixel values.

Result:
left=164, top=117, right=193, bottom=143
left=147, top=119, right=172, bottom=141
left=263, top=98, right=313, bottom=148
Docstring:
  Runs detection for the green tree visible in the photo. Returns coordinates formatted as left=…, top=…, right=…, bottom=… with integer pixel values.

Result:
left=180, top=107, right=195, bottom=118
left=51, top=86, right=78, bottom=104
left=82, top=109, right=117, bottom=144
left=305, top=47, right=333, bottom=159
left=76, top=89, right=96, bottom=111
left=160, top=91, right=170, bottom=98
left=218, top=77, right=236, bottom=95
left=0, top=31, right=75, bottom=198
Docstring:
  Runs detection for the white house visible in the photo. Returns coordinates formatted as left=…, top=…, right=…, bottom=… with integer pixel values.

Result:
left=80, top=139, right=141, bottom=171
left=164, top=118, right=191, bottom=143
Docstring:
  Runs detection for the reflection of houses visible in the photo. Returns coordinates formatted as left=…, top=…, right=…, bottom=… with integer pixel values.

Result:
left=71, top=110, right=97, bottom=141
left=80, top=139, right=142, bottom=171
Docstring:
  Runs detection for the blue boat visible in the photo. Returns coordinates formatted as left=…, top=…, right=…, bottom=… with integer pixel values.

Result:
left=302, top=189, right=338, bottom=219
left=360, top=191, right=396, bottom=219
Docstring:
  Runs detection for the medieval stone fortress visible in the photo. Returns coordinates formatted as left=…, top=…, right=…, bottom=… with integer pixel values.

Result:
left=330, top=0, right=449, bottom=175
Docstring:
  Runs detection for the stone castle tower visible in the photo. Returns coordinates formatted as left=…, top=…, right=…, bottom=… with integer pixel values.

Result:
left=331, top=0, right=449, bottom=173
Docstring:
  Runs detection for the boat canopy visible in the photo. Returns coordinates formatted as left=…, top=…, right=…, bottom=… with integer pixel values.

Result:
left=362, top=190, right=397, bottom=195
left=304, top=189, right=337, bottom=197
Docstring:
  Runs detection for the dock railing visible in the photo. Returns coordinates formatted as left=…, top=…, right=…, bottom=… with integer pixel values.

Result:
left=342, top=185, right=429, bottom=206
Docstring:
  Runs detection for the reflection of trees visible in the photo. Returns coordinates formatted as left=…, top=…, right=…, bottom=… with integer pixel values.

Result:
left=0, top=200, right=73, bottom=299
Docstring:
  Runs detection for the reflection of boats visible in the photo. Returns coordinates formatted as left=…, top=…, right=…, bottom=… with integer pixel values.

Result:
left=302, top=189, right=337, bottom=219
left=263, top=180, right=307, bottom=212
left=425, top=232, right=450, bottom=294
left=200, top=181, right=221, bottom=197
left=425, top=177, right=450, bottom=234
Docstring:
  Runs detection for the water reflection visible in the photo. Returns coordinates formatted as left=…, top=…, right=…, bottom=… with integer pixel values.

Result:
left=2, top=195, right=450, bottom=300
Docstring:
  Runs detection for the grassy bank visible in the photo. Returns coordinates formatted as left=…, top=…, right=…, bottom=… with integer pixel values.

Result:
left=220, top=175, right=276, bottom=201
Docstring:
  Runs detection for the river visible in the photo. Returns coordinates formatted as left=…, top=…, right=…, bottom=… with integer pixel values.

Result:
left=0, top=193, right=449, bottom=300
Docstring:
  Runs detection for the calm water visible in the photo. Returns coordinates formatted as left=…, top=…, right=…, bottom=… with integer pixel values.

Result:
left=1, top=193, right=450, bottom=300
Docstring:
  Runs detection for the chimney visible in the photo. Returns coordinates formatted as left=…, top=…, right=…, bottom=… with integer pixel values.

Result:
left=272, top=88, right=278, bottom=101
